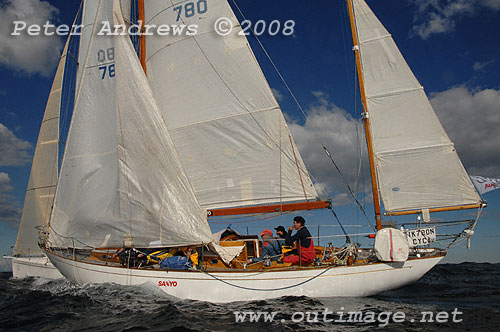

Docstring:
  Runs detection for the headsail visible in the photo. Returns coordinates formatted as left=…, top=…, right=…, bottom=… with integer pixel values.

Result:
left=49, top=0, right=213, bottom=248
left=14, top=35, right=70, bottom=256
left=144, top=0, right=317, bottom=210
left=351, top=0, right=481, bottom=213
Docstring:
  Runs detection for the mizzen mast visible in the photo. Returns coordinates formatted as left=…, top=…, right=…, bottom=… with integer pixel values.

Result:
left=346, top=0, right=382, bottom=231
left=346, top=0, right=484, bottom=221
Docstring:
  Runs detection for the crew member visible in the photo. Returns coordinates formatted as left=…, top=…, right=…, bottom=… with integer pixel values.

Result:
left=284, top=216, right=315, bottom=264
left=247, top=229, right=281, bottom=264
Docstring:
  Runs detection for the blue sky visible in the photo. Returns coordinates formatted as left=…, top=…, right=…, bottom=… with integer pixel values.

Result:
left=0, top=0, right=499, bottom=270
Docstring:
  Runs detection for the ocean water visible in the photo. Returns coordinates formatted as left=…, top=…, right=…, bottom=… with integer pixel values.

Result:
left=0, top=263, right=499, bottom=331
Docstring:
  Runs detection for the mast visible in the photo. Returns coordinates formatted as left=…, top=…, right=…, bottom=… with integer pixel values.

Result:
left=138, top=0, right=146, bottom=74
left=347, top=0, right=382, bottom=230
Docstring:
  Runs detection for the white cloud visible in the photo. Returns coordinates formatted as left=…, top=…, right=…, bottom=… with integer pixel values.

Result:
left=289, top=91, right=369, bottom=205
left=271, top=88, right=284, bottom=102
left=482, top=0, right=500, bottom=10
left=0, top=172, right=13, bottom=192
left=331, top=193, right=352, bottom=207
left=430, top=86, right=500, bottom=177
left=0, top=0, right=62, bottom=76
left=0, top=172, right=22, bottom=223
left=412, top=12, right=455, bottom=40
left=472, top=59, right=495, bottom=72
left=411, top=0, right=499, bottom=39
left=288, top=87, right=500, bottom=207
left=0, top=123, right=32, bottom=166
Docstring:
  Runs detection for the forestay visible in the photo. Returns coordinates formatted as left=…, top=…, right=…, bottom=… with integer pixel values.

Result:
left=144, top=0, right=317, bottom=210
left=49, top=0, right=213, bottom=248
left=352, top=0, right=480, bottom=212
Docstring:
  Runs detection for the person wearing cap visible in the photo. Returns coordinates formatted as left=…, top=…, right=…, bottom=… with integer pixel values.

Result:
left=284, top=216, right=315, bottom=265
left=247, top=229, right=282, bottom=264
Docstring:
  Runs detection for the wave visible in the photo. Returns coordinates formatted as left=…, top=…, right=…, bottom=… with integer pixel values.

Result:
left=0, top=263, right=498, bottom=331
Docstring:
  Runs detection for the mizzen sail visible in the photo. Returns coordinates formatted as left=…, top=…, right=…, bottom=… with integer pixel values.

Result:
left=352, top=0, right=480, bottom=213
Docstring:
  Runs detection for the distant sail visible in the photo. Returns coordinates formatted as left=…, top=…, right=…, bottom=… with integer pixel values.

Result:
left=470, top=176, right=500, bottom=195
left=352, top=0, right=480, bottom=212
left=14, top=34, right=70, bottom=256
left=144, top=0, right=317, bottom=210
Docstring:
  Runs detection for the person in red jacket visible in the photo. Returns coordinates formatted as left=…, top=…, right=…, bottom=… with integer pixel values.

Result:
left=283, top=216, right=315, bottom=264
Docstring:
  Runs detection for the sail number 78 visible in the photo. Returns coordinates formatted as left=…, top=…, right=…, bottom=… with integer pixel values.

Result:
left=97, top=48, right=115, bottom=79
left=99, top=64, right=115, bottom=79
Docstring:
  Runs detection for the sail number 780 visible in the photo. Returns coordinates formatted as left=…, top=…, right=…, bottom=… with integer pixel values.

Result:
left=174, top=0, right=208, bottom=22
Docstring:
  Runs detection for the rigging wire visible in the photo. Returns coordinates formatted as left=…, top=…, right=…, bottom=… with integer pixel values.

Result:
left=323, top=146, right=374, bottom=230
left=339, top=0, right=372, bottom=235
left=353, top=50, right=370, bottom=227
left=158, top=0, right=318, bottom=203
left=330, top=209, right=351, bottom=243
left=231, top=0, right=372, bottom=227
left=445, top=206, right=483, bottom=250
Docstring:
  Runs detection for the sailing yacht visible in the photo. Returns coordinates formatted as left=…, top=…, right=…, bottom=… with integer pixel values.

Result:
left=40, top=0, right=484, bottom=302
left=8, top=30, right=74, bottom=279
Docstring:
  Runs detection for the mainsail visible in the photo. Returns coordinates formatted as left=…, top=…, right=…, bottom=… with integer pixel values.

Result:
left=352, top=0, right=480, bottom=213
left=14, top=36, right=70, bottom=256
left=144, top=0, right=317, bottom=210
left=49, top=0, right=213, bottom=248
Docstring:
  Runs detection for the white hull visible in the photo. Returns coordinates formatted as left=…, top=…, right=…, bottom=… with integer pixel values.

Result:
left=10, top=255, right=64, bottom=279
left=45, top=250, right=443, bottom=302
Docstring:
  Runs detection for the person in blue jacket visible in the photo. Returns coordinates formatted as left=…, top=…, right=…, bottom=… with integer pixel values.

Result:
left=247, top=229, right=282, bottom=264
left=160, top=246, right=198, bottom=269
